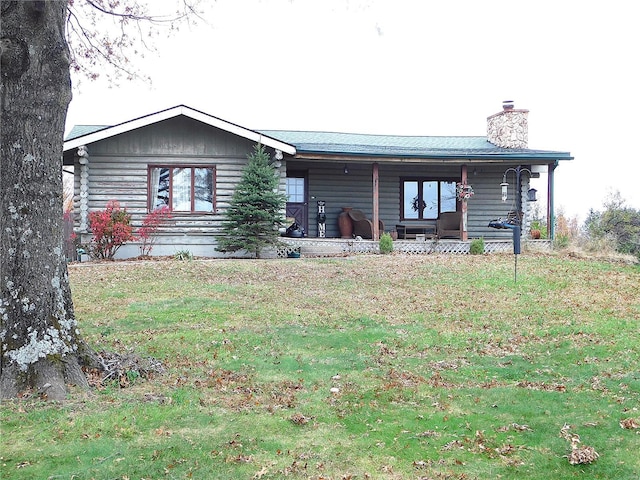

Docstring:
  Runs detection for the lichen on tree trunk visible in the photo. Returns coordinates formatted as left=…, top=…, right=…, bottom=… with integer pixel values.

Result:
left=1, top=0, right=97, bottom=400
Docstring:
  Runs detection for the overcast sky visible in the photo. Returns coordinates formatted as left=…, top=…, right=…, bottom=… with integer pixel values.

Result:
left=65, top=0, right=640, bottom=222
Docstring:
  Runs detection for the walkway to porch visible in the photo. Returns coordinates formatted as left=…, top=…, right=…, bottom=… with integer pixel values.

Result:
left=277, top=237, right=552, bottom=258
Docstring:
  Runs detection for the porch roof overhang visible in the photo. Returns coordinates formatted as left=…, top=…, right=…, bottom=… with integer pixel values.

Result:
left=289, top=148, right=572, bottom=164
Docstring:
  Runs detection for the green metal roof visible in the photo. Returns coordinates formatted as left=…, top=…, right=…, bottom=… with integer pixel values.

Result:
left=64, top=108, right=573, bottom=162
left=66, top=125, right=109, bottom=140
left=259, top=130, right=572, bottom=161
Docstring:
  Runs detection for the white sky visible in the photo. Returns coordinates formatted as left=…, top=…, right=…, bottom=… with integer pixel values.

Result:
left=65, top=0, right=640, bottom=222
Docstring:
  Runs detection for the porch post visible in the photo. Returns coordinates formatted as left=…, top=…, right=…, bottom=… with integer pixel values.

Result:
left=372, top=162, right=380, bottom=240
left=461, top=165, right=468, bottom=241
left=548, top=161, right=557, bottom=240
left=77, top=145, right=90, bottom=233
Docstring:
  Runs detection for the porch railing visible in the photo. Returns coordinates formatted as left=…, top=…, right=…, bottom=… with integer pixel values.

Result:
left=278, top=237, right=551, bottom=258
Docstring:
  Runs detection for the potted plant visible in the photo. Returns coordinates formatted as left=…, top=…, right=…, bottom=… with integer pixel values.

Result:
left=530, top=220, right=544, bottom=239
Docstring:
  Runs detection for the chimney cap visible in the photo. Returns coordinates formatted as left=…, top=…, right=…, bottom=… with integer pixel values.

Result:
left=503, top=100, right=514, bottom=110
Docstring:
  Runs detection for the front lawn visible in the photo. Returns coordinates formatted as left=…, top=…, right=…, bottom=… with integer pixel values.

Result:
left=1, top=253, right=639, bottom=479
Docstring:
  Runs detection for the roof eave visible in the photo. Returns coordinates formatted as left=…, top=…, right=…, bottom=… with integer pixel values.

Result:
left=293, top=150, right=573, bottom=162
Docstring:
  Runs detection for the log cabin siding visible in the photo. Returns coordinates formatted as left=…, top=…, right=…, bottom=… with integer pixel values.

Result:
left=71, top=116, right=285, bottom=256
left=67, top=113, right=547, bottom=257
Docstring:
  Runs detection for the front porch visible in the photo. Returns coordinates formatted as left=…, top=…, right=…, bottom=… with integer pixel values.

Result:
left=276, top=237, right=552, bottom=258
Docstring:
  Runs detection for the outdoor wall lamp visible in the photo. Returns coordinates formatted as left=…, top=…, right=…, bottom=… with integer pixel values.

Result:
left=343, top=164, right=349, bottom=174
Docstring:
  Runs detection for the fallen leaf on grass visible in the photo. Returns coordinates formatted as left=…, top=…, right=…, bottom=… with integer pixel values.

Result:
left=441, top=440, right=464, bottom=451
left=567, top=445, right=599, bottom=465
left=511, top=423, right=532, bottom=431
left=253, top=466, right=268, bottom=479
left=495, top=443, right=516, bottom=455
left=290, top=412, right=312, bottom=425
left=516, top=380, right=566, bottom=392
left=560, top=423, right=599, bottom=465
left=496, top=422, right=531, bottom=432
left=620, top=418, right=640, bottom=429
left=230, top=454, right=252, bottom=463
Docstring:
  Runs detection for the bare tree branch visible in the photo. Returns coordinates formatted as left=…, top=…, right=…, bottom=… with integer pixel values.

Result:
left=65, top=0, right=206, bottom=84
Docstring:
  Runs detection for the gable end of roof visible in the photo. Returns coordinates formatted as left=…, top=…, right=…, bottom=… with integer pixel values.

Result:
left=63, top=105, right=296, bottom=155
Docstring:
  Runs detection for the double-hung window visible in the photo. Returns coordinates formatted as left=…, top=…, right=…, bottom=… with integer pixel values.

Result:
left=148, top=166, right=215, bottom=213
left=401, top=179, right=457, bottom=220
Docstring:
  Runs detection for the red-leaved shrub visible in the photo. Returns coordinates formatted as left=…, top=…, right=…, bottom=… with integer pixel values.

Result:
left=88, top=200, right=135, bottom=259
left=138, top=205, right=171, bottom=256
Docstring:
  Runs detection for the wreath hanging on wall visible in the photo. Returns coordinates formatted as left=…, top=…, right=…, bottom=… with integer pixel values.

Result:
left=456, top=183, right=475, bottom=202
left=411, top=196, right=427, bottom=212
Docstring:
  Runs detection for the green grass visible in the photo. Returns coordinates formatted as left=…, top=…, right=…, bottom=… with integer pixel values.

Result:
left=1, top=253, right=639, bottom=479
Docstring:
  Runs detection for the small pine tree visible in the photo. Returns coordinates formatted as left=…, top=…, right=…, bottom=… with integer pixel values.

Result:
left=216, top=144, right=287, bottom=258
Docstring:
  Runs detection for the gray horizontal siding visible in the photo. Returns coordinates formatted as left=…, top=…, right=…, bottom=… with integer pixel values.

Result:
left=295, top=161, right=460, bottom=238
left=290, top=161, right=534, bottom=239
left=72, top=116, right=265, bottom=241
left=72, top=114, right=539, bottom=254
left=466, top=165, right=534, bottom=238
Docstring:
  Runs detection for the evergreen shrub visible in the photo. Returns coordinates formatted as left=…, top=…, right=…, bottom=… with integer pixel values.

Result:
left=469, top=237, right=485, bottom=255
left=379, top=232, right=393, bottom=254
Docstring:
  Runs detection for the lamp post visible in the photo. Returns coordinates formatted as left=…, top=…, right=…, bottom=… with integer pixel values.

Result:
left=487, top=219, right=521, bottom=282
left=488, top=165, right=538, bottom=283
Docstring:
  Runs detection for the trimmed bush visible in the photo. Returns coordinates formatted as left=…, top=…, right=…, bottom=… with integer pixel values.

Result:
left=379, top=232, right=394, bottom=254
left=469, top=237, right=485, bottom=255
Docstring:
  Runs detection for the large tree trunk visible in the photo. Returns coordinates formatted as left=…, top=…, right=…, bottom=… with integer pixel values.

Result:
left=1, top=0, right=97, bottom=400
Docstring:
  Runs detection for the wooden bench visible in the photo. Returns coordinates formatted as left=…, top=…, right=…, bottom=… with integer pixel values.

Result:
left=395, top=224, right=436, bottom=240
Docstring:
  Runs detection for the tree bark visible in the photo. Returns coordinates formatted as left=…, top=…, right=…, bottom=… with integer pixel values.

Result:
left=1, top=0, right=97, bottom=400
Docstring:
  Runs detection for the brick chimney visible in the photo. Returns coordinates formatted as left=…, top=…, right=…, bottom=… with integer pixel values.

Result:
left=487, top=100, right=529, bottom=148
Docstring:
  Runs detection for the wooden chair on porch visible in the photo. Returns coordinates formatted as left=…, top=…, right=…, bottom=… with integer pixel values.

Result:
left=436, top=211, right=462, bottom=239
left=348, top=209, right=384, bottom=239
